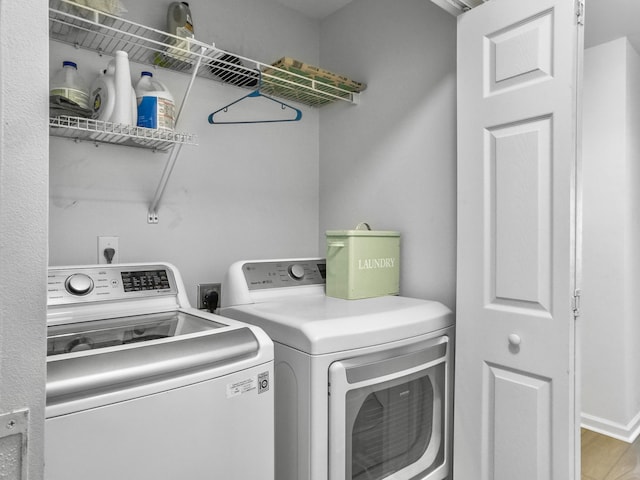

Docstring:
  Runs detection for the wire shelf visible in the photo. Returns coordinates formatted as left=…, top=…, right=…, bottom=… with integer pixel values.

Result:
left=50, top=116, right=198, bottom=152
left=49, top=0, right=361, bottom=108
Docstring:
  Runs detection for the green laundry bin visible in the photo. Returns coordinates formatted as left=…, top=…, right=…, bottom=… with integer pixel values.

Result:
left=326, top=223, right=400, bottom=300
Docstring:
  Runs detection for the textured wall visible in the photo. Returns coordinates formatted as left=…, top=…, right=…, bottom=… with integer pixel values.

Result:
left=0, top=0, right=49, bottom=476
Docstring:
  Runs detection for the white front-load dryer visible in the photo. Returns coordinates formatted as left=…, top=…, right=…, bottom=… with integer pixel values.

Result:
left=219, top=258, right=454, bottom=480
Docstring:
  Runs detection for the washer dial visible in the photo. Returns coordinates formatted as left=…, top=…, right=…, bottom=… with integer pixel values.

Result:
left=65, top=273, right=94, bottom=296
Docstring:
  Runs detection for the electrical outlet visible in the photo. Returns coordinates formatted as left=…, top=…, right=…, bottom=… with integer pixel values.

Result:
left=197, top=283, right=222, bottom=311
left=98, top=236, right=119, bottom=264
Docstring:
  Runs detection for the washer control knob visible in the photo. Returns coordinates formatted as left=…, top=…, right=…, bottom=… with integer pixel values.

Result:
left=288, top=264, right=305, bottom=280
left=65, top=274, right=94, bottom=296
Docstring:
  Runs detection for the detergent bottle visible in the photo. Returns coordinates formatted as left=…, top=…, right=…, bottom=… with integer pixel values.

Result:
left=167, top=2, right=194, bottom=40
left=50, top=61, right=90, bottom=109
left=90, top=51, right=136, bottom=125
left=135, top=71, right=176, bottom=130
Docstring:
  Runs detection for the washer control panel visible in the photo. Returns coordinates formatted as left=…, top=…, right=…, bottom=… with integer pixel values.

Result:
left=243, top=259, right=326, bottom=290
left=48, top=265, right=177, bottom=306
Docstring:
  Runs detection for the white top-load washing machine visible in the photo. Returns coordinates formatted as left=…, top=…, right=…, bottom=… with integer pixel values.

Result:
left=220, top=258, right=454, bottom=480
left=46, top=263, right=274, bottom=480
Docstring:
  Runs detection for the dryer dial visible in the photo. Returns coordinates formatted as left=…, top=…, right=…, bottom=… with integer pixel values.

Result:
left=288, top=264, right=305, bottom=280
left=65, top=274, right=94, bottom=296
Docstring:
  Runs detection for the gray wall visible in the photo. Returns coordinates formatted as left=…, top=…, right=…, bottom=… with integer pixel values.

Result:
left=319, top=0, right=457, bottom=309
left=581, top=37, right=640, bottom=441
left=5, top=0, right=456, bottom=475
left=49, top=0, right=458, bottom=311
left=0, top=0, right=48, bottom=476
left=49, top=0, right=322, bottom=305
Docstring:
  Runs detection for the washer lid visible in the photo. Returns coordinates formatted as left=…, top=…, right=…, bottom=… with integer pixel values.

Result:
left=46, top=313, right=261, bottom=407
left=47, top=311, right=226, bottom=356
left=220, top=294, right=453, bottom=354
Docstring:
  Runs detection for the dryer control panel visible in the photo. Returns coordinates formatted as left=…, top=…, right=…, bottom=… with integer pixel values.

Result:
left=243, top=259, right=326, bottom=290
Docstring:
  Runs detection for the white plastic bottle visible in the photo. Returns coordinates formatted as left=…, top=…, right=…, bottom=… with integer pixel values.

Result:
left=135, top=71, right=176, bottom=130
left=90, top=61, right=117, bottom=122
left=90, top=56, right=137, bottom=126
left=111, top=51, right=135, bottom=125
left=50, top=61, right=90, bottom=109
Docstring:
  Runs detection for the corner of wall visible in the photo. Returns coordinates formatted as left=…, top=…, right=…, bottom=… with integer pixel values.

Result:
left=582, top=35, right=633, bottom=427
left=623, top=36, right=640, bottom=423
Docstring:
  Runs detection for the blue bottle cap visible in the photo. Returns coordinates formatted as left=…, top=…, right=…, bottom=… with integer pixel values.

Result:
left=63, top=61, right=78, bottom=69
left=141, top=71, right=153, bottom=77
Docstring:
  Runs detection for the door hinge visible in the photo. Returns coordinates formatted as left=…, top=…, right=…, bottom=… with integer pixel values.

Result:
left=576, top=0, right=585, bottom=26
left=572, top=289, right=582, bottom=318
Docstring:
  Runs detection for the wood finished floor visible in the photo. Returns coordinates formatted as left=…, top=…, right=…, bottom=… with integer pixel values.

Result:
left=583, top=429, right=640, bottom=480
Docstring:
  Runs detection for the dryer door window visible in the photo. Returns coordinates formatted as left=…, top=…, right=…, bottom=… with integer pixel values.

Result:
left=350, top=373, right=438, bottom=479
left=328, top=337, right=450, bottom=480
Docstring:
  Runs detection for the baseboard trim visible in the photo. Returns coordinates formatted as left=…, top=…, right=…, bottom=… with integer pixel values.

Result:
left=581, top=411, right=640, bottom=443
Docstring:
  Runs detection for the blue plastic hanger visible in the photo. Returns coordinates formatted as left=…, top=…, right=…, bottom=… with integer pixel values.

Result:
left=207, top=89, right=302, bottom=124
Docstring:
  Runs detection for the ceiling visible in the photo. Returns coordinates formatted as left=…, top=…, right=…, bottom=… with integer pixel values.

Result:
left=277, top=0, right=640, bottom=51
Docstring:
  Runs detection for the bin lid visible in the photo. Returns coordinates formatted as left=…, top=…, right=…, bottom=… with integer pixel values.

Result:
left=326, top=229, right=400, bottom=237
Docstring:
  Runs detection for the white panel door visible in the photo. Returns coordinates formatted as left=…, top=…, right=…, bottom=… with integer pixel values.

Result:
left=454, top=0, right=583, bottom=479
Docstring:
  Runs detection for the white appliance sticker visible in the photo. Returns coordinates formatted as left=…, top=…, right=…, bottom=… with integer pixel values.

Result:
left=258, top=371, right=269, bottom=394
left=226, top=377, right=257, bottom=398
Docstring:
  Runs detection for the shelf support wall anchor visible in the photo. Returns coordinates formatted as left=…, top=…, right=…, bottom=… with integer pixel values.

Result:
left=147, top=45, right=208, bottom=224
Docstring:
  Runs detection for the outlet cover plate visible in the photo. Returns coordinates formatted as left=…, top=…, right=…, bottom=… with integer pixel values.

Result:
left=98, top=236, right=119, bottom=264
left=197, top=283, right=221, bottom=310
